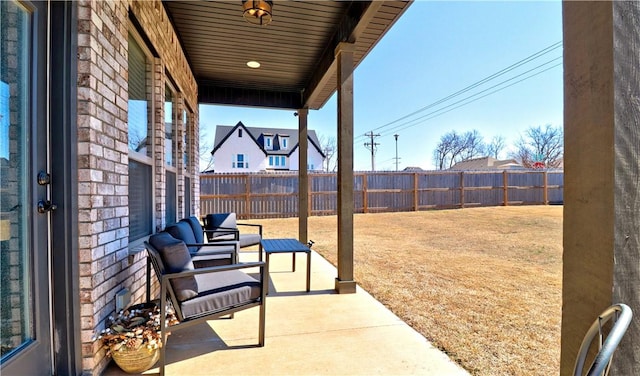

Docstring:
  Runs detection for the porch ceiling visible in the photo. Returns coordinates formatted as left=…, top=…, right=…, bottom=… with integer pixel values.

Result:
left=163, top=0, right=412, bottom=110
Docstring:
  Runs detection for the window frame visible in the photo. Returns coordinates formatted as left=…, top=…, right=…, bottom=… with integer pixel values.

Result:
left=127, top=30, right=156, bottom=247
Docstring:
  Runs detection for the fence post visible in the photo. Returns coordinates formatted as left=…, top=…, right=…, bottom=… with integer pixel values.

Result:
left=543, top=170, right=548, bottom=205
left=308, top=173, right=313, bottom=215
left=245, top=174, right=251, bottom=218
left=503, top=170, right=508, bottom=206
left=414, top=172, right=419, bottom=211
left=362, top=172, right=368, bottom=213
left=459, top=171, right=465, bottom=208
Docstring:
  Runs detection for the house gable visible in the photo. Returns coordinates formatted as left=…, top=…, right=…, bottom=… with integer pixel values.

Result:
left=212, top=123, right=326, bottom=172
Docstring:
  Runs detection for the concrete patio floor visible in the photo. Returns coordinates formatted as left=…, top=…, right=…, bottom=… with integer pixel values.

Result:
left=103, top=248, right=469, bottom=375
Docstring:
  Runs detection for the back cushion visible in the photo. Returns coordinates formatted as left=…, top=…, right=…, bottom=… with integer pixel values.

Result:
left=181, top=217, right=204, bottom=244
left=148, top=232, right=198, bottom=302
left=204, top=213, right=238, bottom=240
left=165, top=221, right=198, bottom=253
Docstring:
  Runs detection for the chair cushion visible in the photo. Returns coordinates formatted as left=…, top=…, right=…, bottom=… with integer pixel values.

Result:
left=239, top=233, right=262, bottom=248
left=204, top=213, right=238, bottom=241
left=190, top=243, right=235, bottom=267
left=181, top=216, right=204, bottom=244
left=148, top=232, right=198, bottom=302
left=165, top=221, right=199, bottom=253
left=180, top=270, right=261, bottom=319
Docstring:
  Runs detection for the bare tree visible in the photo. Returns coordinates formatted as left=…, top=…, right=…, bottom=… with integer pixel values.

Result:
left=512, top=124, right=563, bottom=168
left=199, top=126, right=215, bottom=172
left=433, top=130, right=487, bottom=170
left=486, top=135, right=506, bottom=159
left=318, top=134, right=337, bottom=172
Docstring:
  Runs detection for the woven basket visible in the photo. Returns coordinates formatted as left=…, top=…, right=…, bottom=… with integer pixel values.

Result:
left=111, top=346, right=160, bottom=374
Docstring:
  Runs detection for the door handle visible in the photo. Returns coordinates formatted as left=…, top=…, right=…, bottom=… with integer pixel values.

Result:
left=37, top=200, right=57, bottom=214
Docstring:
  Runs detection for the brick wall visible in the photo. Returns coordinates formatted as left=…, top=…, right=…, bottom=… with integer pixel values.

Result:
left=75, top=0, right=199, bottom=374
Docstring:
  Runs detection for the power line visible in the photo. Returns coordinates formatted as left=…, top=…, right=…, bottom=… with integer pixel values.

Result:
left=378, top=61, right=562, bottom=137
left=355, top=41, right=563, bottom=143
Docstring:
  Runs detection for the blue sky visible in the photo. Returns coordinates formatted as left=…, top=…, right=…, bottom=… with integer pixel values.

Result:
left=199, top=1, right=563, bottom=172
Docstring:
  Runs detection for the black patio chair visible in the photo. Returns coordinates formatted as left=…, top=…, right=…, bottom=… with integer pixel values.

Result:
left=573, top=303, right=632, bottom=376
left=166, top=219, right=239, bottom=265
left=203, top=213, right=263, bottom=260
left=145, top=232, right=266, bottom=376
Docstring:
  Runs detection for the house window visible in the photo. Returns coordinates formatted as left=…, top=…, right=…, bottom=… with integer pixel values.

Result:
left=265, top=136, right=273, bottom=150
left=128, top=33, right=154, bottom=241
left=308, top=163, right=314, bottom=170
left=282, top=137, right=288, bottom=149
left=165, top=84, right=176, bottom=167
left=233, top=154, right=248, bottom=169
left=269, top=156, right=286, bottom=167
left=164, top=82, right=178, bottom=226
left=238, top=129, right=242, bottom=137
left=183, top=109, right=188, bottom=170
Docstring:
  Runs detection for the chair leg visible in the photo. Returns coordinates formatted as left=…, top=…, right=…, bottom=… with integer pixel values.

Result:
left=259, top=300, right=266, bottom=347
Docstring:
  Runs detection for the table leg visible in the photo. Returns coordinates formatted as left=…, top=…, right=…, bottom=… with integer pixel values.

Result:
left=265, top=252, right=270, bottom=295
left=306, top=251, right=311, bottom=292
left=292, top=253, right=296, bottom=272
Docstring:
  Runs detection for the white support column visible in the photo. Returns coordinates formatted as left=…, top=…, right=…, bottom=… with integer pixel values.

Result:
left=335, top=42, right=356, bottom=294
left=297, top=108, right=309, bottom=244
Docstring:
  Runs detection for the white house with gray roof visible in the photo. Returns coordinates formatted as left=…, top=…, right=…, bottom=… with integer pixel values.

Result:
left=211, top=122, right=326, bottom=173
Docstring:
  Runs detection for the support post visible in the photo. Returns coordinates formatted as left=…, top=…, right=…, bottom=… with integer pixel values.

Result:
left=561, top=2, right=640, bottom=374
left=297, top=108, right=309, bottom=244
left=335, top=42, right=356, bottom=294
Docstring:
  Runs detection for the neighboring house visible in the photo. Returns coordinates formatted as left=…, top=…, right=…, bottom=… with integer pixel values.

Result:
left=449, top=156, right=524, bottom=171
left=211, top=122, right=325, bottom=172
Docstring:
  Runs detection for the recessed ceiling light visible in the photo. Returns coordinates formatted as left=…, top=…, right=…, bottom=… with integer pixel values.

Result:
left=247, top=61, right=261, bottom=69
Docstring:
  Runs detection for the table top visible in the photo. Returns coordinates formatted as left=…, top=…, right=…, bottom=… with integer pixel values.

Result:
left=261, top=238, right=311, bottom=253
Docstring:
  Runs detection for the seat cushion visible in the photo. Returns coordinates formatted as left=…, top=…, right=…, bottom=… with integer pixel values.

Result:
left=190, top=243, right=235, bottom=267
left=181, top=217, right=205, bottom=244
left=148, top=232, right=198, bottom=302
left=165, top=221, right=199, bottom=253
left=192, top=255, right=232, bottom=268
left=239, top=233, right=262, bottom=248
left=180, top=270, right=261, bottom=319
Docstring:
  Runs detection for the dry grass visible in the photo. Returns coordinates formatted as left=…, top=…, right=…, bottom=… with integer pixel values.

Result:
left=248, top=206, right=563, bottom=376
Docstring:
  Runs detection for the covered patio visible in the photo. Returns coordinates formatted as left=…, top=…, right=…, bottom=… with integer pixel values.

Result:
left=104, top=249, right=468, bottom=375
left=152, top=1, right=640, bottom=374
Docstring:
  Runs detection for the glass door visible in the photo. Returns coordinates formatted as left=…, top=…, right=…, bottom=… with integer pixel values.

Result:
left=1, top=1, right=53, bottom=374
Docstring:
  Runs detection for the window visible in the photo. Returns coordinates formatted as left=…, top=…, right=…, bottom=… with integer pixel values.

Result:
left=282, top=137, right=288, bottom=149
left=165, top=84, right=175, bottom=167
left=128, top=33, right=153, bottom=241
left=264, top=136, right=273, bottom=150
left=269, top=155, right=285, bottom=167
left=164, top=82, right=178, bottom=226
left=238, top=129, right=242, bottom=137
left=308, top=163, right=315, bottom=170
left=183, top=109, right=188, bottom=170
left=128, top=35, right=150, bottom=157
left=233, top=154, right=248, bottom=169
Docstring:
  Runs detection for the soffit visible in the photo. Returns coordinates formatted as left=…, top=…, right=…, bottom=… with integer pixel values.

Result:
left=163, top=0, right=412, bottom=110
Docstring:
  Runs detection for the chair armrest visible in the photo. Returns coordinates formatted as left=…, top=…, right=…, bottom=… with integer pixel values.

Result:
left=162, top=261, right=265, bottom=280
left=204, top=227, right=239, bottom=241
left=237, top=223, right=263, bottom=236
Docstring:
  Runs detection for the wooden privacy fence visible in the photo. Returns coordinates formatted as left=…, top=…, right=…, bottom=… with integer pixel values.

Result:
left=200, top=170, right=564, bottom=219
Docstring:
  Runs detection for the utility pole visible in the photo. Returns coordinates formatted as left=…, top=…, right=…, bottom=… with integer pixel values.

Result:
left=363, top=131, right=380, bottom=171
left=394, top=134, right=399, bottom=171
